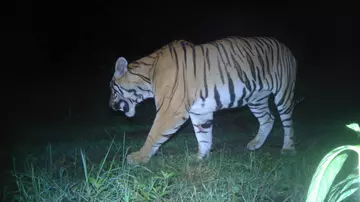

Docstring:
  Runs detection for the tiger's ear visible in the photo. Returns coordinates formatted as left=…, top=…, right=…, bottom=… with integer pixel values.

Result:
left=114, top=57, right=128, bottom=78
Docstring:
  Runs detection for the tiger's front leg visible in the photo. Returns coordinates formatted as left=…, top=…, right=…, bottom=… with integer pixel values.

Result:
left=127, top=110, right=189, bottom=165
left=189, top=112, right=214, bottom=160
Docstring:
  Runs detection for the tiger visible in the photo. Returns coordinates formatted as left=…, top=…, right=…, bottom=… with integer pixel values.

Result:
left=109, top=37, right=297, bottom=165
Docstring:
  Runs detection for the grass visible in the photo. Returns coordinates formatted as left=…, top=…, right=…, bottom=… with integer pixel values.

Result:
left=9, top=134, right=313, bottom=202
left=4, top=127, right=352, bottom=202
left=4, top=105, right=360, bottom=201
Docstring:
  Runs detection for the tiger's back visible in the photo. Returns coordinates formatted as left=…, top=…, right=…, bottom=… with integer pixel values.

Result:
left=110, top=36, right=297, bottom=164
left=170, top=37, right=297, bottom=115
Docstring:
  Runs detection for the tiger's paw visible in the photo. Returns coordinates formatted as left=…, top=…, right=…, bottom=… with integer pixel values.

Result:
left=246, top=138, right=264, bottom=150
left=126, top=151, right=150, bottom=165
left=186, top=153, right=210, bottom=165
left=197, top=152, right=211, bottom=161
left=280, top=148, right=297, bottom=156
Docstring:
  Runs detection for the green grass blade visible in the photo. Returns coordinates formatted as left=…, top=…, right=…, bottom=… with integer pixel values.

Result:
left=328, top=173, right=359, bottom=201
left=306, top=147, right=349, bottom=202
left=336, top=187, right=359, bottom=202
left=306, top=145, right=360, bottom=202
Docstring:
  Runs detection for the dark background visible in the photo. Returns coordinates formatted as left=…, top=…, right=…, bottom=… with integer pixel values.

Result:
left=3, top=1, right=359, bottom=186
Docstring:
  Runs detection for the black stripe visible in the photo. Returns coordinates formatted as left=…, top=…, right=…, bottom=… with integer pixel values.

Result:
left=234, top=42, right=246, bottom=62
left=257, top=94, right=270, bottom=103
left=281, top=117, right=292, bottom=123
left=199, top=140, right=210, bottom=144
left=168, top=43, right=173, bottom=58
left=242, top=38, right=255, bottom=56
left=217, top=56, right=225, bottom=84
left=237, top=87, right=246, bottom=107
left=224, top=39, right=237, bottom=56
left=204, top=48, right=209, bottom=99
left=252, top=105, right=269, bottom=112
left=205, top=47, right=211, bottom=72
left=242, top=69, right=251, bottom=91
left=180, top=61, right=190, bottom=112
left=200, top=45, right=205, bottom=56
left=132, top=61, right=153, bottom=66
left=263, top=54, right=270, bottom=87
left=255, top=112, right=271, bottom=120
left=137, top=86, right=152, bottom=93
left=274, top=73, right=280, bottom=95
left=166, top=47, right=180, bottom=110
left=219, top=42, right=231, bottom=65
left=127, top=70, right=151, bottom=84
left=256, top=46, right=265, bottom=68
left=246, top=80, right=257, bottom=102
left=191, top=45, right=197, bottom=78
left=274, top=39, right=281, bottom=69
left=211, top=42, right=227, bottom=66
left=253, top=38, right=265, bottom=54
left=181, top=41, right=187, bottom=69
left=225, top=70, right=235, bottom=108
left=190, top=112, right=203, bottom=115
left=200, top=89, right=205, bottom=101
left=248, top=102, right=267, bottom=107
left=231, top=54, right=248, bottom=89
left=257, top=66, right=264, bottom=91
left=162, top=134, right=173, bottom=138
left=214, top=85, right=222, bottom=110
left=246, top=53, right=257, bottom=82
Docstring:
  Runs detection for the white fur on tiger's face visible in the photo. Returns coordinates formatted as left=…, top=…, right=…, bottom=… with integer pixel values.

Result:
left=109, top=57, right=154, bottom=118
left=109, top=79, right=136, bottom=117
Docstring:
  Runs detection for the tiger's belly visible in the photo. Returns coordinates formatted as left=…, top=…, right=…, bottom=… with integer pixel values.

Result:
left=190, top=98, right=219, bottom=114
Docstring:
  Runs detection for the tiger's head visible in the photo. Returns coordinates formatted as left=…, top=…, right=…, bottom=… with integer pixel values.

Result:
left=109, top=56, right=153, bottom=117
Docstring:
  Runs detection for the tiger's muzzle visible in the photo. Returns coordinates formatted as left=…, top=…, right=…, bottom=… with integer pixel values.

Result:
left=111, top=99, right=130, bottom=113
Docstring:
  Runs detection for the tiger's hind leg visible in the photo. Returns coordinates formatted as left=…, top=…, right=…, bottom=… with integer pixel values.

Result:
left=189, top=112, right=214, bottom=160
left=246, top=93, right=275, bottom=151
left=274, top=84, right=296, bottom=155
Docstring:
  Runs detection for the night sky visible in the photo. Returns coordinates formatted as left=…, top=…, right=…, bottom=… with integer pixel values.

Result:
left=3, top=1, right=359, bottom=180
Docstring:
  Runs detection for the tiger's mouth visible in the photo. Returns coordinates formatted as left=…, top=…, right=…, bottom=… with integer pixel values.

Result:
left=113, top=100, right=130, bottom=113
